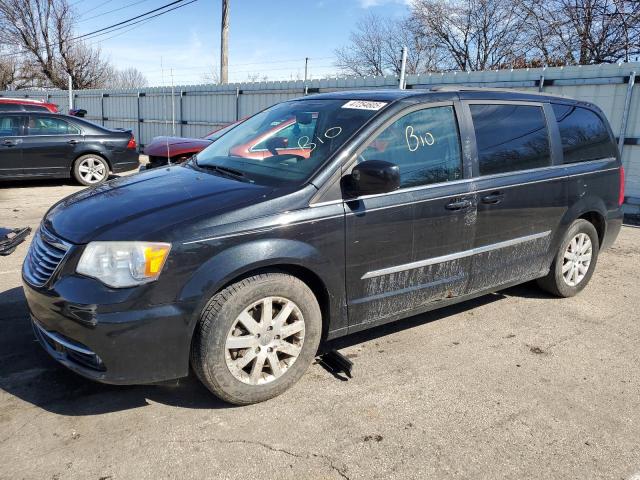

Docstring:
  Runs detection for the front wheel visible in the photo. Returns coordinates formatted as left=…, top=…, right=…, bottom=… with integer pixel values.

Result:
left=73, top=154, right=109, bottom=186
left=537, top=219, right=600, bottom=297
left=191, top=273, right=322, bottom=405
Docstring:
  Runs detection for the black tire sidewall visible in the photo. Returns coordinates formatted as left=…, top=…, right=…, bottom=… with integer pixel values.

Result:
left=194, top=274, right=322, bottom=405
left=552, top=219, right=600, bottom=297
left=73, top=155, right=109, bottom=186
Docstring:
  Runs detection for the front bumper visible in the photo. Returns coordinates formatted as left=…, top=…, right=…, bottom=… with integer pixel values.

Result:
left=24, top=278, right=195, bottom=385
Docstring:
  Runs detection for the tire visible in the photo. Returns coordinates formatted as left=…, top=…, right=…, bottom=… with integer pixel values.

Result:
left=537, top=219, right=600, bottom=297
left=73, top=154, right=109, bottom=186
left=191, top=273, right=322, bottom=405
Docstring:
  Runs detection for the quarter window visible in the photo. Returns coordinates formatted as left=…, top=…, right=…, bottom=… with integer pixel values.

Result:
left=359, top=106, right=462, bottom=188
left=28, top=117, right=80, bottom=135
left=0, top=116, right=24, bottom=136
left=552, top=104, right=617, bottom=163
left=470, top=104, right=551, bottom=175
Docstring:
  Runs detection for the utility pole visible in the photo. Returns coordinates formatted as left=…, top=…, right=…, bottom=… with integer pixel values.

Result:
left=220, top=0, right=230, bottom=84
left=304, top=57, right=309, bottom=83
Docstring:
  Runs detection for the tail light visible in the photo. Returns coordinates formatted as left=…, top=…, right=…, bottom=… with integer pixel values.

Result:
left=619, top=166, right=625, bottom=206
left=127, top=135, right=137, bottom=150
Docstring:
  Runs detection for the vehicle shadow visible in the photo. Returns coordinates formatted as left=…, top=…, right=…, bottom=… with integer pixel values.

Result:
left=0, top=281, right=542, bottom=415
left=0, top=287, right=231, bottom=415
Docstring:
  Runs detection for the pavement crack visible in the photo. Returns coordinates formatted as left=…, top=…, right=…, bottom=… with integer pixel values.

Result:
left=169, top=437, right=350, bottom=479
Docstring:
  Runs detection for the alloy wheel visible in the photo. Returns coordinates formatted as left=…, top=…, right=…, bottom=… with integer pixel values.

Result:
left=225, top=296, right=305, bottom=385
left=562, top=233, right=592, bottom=287
left=78, top=157, right=107, bottom=184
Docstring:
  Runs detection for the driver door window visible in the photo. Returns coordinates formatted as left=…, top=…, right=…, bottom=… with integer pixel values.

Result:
left=359, top=106, right=462, bottom=189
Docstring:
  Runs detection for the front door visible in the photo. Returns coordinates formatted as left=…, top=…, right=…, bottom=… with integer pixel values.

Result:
left=464, top=102, right=567, bottom=292
left=0, top=115, right=25, bottom=177
left=22, top=116, right=83, bottom=177
left=345, top=103, right=476, bottom=329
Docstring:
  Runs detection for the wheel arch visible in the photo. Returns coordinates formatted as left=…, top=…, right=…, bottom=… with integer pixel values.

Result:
left=179, top=238, right=345, bottom=344
left=577, top=211, right=605, bottom=246
left=217, top=264, right=332, bottom=341
left=562, top=196, right=608, bottom=246
left=72, top=151, right=112, bottom=176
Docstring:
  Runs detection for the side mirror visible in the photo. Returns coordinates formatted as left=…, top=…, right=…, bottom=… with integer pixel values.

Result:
left=345, top=160, right=400, bottom=197
left=265, top=136, right=288, bottom=155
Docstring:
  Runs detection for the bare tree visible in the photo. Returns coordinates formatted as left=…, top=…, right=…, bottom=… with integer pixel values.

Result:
left=109, top=67, right=148, bottom=89
left=412, top=0, right=529, bottom=71
left=518, top=0, right=640, bottom=65
left=335, top=12, right=440, bottom=76
left=0, top=0, right=113, bottom=89
left=0, top=58, right=16, bottom=90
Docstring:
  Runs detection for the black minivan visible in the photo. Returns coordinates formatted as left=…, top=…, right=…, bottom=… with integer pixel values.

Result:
left=23, top=88, right=624, bottom=405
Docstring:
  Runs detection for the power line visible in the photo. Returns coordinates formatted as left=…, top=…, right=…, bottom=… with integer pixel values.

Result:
left=86, top=16, right=156, bottom=47
left=77, top=0, right=116, bottom=19
left=80, top=0, right=198, bottom=42
left=76, top=0, right=187, bottom=40
left=0, top=0, right=197, bottom=58
left=78, top=0, right=155, bottom=23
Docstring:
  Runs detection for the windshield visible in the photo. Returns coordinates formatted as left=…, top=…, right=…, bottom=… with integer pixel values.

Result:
left=205, top=122, right=238, bottom=141
left=193, top=99, right=386, bottom=186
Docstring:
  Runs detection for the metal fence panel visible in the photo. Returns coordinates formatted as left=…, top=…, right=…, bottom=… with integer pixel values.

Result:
left=1, top=62, right=638, bottom=209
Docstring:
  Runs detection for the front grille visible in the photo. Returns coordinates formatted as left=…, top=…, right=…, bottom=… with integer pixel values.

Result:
left=23, top=227, right=71, bottom=287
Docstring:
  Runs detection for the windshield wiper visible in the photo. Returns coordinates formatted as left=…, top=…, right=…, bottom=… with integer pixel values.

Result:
left=197, top=163, right=249, bottom=182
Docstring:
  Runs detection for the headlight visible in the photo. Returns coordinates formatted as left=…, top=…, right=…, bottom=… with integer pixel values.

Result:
left=77, top=242, right=171, bottom=288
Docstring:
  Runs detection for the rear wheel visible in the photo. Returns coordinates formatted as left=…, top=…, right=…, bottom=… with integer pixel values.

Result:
left=191, top=273, right=322, bottom=405
left=537, top=219, right=600, bottom=297
left=73, top=154, right=109, bottom=186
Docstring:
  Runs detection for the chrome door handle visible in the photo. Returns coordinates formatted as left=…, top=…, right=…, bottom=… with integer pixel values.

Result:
left=481, top=192, right=505, bottom=204
left=445, top=199, right=472, bottom=211
left=2, top=139, right=17, bottom=146
left=67, top=139, right=79, bottom=145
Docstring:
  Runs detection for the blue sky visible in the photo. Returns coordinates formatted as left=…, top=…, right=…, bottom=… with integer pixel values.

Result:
left=75, top=0, right=410, bottom=86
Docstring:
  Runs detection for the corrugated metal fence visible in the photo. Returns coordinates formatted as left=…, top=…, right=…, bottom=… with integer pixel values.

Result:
left=2, top=63, right=639, bottom=210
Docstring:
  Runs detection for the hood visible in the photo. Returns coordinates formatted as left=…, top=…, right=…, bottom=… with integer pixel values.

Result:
left=44, top=165, right=275, bottom=244
left=144, top=136, right=212, bottom=157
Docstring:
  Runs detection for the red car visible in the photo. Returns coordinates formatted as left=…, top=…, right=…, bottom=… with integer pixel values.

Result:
left=144, top=121, right=241, bottom=168
left=0, top=97, right=59, bottom=113
left=143, top=114, right=316, bottom=169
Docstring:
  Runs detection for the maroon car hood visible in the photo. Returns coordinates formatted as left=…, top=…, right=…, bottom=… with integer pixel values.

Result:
left=144, top=136, right=212, bottom=157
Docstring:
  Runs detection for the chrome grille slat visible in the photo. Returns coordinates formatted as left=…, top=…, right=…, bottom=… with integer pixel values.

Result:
left=33, top=241, right=64, bottom=262
left=22, top=227, right=71, bottom=287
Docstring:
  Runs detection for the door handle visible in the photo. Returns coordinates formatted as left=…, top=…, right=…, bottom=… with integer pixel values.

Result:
left=445, top=199, right=472, bottom=211
left=67, top=139, right=79, bottom=145
left=2, top=139, right=17, bottom=147
left=481, top=192, right=505, bottom=204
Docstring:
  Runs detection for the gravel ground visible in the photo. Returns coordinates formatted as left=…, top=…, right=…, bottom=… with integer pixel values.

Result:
left=1, top=173, right=639, bottom=480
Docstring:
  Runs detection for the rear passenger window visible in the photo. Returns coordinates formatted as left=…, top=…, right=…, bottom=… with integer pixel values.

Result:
left=359, top=106, right=462, bottom=188
left=552, top=104, right=617, bottom=163
left=470, top=104, right=551, bottom=175
left=0, top=116, right=24, bottom=136
left=28, top=117, right=80, bottom=135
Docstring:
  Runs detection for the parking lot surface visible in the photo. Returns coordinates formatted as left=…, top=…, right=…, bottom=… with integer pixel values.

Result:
left=1, top=175, right=639, bottom=480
